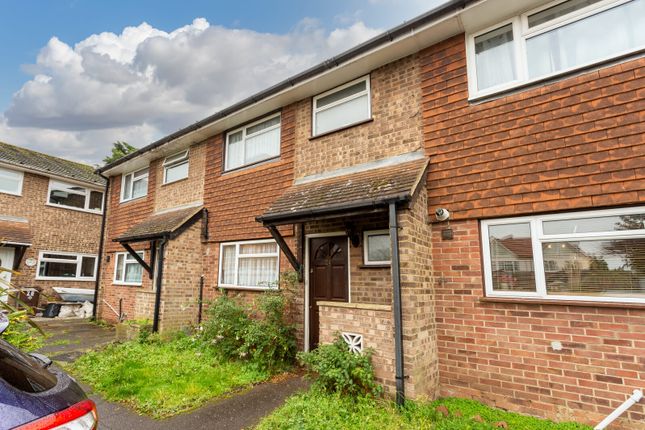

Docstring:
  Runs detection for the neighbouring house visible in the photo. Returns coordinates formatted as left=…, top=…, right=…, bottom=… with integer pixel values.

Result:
left=0, top=141, right=105, bottom=307
left=95, top=0, right=645, bottom=428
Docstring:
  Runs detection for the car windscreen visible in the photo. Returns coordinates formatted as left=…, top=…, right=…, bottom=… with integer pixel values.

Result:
left=0, top=339, right=57, bottom=393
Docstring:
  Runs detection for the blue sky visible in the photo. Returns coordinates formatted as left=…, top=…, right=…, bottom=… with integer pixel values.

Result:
left=0, top=0, right=442, bottom=163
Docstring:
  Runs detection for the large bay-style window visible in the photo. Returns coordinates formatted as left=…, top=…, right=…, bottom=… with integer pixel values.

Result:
left=114, top=251, right=144, bottom=285
left=37, top=252, right=97, bottom=281
left=312, top=76, right=371, bottom=136
left=47, top=180, right=103, bottom=213
left=121, top=168, right=149, bottom=202
left=225, top=114, right=281, bottom=171
left=0, top=167, right=23, bottom=196
left=481, top=207, right=645, bottom=303
left=219, top=240, right=280, bottom=289
left=467, top=0, right=645, bottom=97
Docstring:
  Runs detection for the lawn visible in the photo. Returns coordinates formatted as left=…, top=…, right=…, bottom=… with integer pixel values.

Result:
left=255, top=390, right=593, bottom=430
left=68, top=336, right=270, bottom=418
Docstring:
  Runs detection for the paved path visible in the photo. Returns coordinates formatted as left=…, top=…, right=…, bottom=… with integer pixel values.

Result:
left=36, top=317, right=308, bottom=429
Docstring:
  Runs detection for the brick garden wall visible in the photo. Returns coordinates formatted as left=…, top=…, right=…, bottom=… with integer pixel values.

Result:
left=319, top=302, right=395, bottom=392
left=0, top=171, right=102, bottom=300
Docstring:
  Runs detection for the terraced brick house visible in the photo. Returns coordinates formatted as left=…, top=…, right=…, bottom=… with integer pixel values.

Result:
left=0, top=142, right=105, bottom=306
left=95, top=0, right=645, bottom=428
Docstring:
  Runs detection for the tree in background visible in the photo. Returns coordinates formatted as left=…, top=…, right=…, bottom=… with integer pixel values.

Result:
left=103, top=141, right=137, bottom=165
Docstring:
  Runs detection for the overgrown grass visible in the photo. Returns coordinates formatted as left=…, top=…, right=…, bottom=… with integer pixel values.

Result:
left=68, top=335, right=270, bottom=418
left=255, top=391, right=592, bottom=430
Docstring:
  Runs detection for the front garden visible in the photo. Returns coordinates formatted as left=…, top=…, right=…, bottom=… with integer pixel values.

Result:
left=59, top=289, right=592, bottom=428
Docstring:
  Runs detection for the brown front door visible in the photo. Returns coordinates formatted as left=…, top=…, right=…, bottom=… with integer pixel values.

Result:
left=309, top=236, right=348, bottom=349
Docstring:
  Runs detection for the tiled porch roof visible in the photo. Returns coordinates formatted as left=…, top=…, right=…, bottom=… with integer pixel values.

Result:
left=115, top=205, right=204, bottom=243
left=0, top=219, right=32, bottom=246
left=258, top=156, right=429, bottom=225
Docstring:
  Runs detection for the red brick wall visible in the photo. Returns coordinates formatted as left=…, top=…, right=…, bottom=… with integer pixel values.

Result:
left=433, top=219, right=645, bottom=429
left=421, top=34, right=645, bottom=220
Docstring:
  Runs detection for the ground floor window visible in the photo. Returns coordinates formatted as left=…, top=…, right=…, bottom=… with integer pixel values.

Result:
left=114, top=251, right=144, bottom=285
left=219, top=239, right=279, bottom=289
left=481, top=206, right=645, bottom=303
left=363, top=230, right=391, bottom=265
left=37, top=252, right=97, bottom=280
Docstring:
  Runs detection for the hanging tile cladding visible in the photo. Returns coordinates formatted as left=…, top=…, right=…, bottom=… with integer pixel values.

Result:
left=421, top=34, right=645, bottom=220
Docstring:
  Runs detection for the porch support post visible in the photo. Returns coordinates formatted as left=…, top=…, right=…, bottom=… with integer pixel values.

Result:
left=121, top=242, right=152, bottom=277
left=389, top=201, right=405, bottom=406
left=12, top=246, right=27, bottom=271
left=152, top=239, right=166, bottom=333
left=266, top=225, right=302, bottom=276
left=148, top=241, right=157, bottom=280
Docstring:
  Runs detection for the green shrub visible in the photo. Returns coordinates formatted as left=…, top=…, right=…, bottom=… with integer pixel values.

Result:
left=201, top=290, right=297, bottom=372
left=298, top=336, right=381, bottom=397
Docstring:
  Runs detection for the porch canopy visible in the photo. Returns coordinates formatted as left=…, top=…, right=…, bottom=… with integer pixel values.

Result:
left=114, top=205, right=205, bottom=278
left=256, top=151, right=429, bottom=272
left=0, top=219, right=32, bottom=270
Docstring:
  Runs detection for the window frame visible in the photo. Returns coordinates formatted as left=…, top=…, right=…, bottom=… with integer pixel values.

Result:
left=162, top=150, right=189, bottom=184
left=120, top=167, right=149, bottom=203
left=466, top=0, right=643, bottom=99
left=218, top=239, right=280, bottom=290
left=35, top=251, right=97, bottom=281
left=0, top=166, right=24, bottom=196
left=312, top=75, right=372, bottom=137
left=481, top=206, right=645, bottom=304
left=224, top=113, right=282, bottom=172
left=113, top=251, right=145, bottom=286
left=363, top=230, right=391, bottom=266
left=46, top=179, right=104, bottom=214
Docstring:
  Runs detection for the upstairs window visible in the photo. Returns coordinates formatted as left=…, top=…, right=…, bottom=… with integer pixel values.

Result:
left=37, top=252, right=97, bottom=280
left=482, top=206, right=645, bottom=303
left=312, top=76, right=371, bottom=136
left=225, top=114, right=281, bottom=171
left=121, top=168, right=148, bottom=202
left=163, top=150, right=189, bottom=184
left=0, top=167, right=23, bottom=196
left=48, top=180, right=103, bottom=213
left=467, top=0, right=645, bottom=97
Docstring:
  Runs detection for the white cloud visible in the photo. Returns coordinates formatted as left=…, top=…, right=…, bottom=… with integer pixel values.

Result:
left=1, top=17, right=381, bottom=164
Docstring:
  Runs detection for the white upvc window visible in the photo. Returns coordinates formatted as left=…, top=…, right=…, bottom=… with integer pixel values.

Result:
left=312, top=75, right=371, bottom=136
left=47, top=180, right=104, bottom=213
left=219, top=239, right=280, bottom=289
left=163, top=150, right=189, bottom=184
left=481, top=206, right=645, bottom=304
left=363, top=230, right=391, bottom=266
left=466, top=0, right=645, bottom=98
left=113, top=251, right=145, bottom=285
left=225, top=114, right=281, bottom=171
left=36, top=251, right=97, bottom=281
left=0, top=167, right=23, bottom=196
left=121, top=168, right=149, bottom=202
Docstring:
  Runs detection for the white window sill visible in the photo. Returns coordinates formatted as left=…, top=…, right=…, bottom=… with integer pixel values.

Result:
left=218, top=284, right=278, bottom=292
left=119, top=195, right=147, bottom=205
left=45, top=203, right=102, bottom=215
left=0, top=190, right=22, bottom=197
left=113, top=282, right=143, bottom=287
left=36, top=277, right=96, bottom=282
left=481, top=296, right=645, bottom=308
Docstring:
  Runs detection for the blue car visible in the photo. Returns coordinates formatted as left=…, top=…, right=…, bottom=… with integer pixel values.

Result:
left=0, top=314, right=97, bottom=430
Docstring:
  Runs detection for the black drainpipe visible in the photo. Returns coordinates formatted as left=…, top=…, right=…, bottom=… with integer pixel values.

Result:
left=92, top=173, right=110, bottom=319
left=197, top=275, right=204, bottom=324
left=389, top=201, right=405, bottom=406
left=152, top=239, right=167, bottom=333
